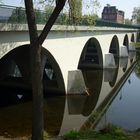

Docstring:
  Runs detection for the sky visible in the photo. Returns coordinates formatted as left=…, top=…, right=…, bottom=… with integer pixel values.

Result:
left=1, top=0, right=140, bottom=19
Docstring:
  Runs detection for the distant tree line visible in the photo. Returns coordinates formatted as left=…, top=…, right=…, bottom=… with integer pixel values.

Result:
left=8, top=0, right=98, bottom=25
left=6, top=2, right=140, bottom=27
left=132, top=7, right=140, bottom=25
left=8, top=6, right=97, bottom=26
left=8, top=7, right=27, bottom=23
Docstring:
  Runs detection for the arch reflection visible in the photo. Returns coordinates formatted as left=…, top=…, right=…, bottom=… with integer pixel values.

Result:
left=0, top=90, right=65, bottom=138
left=67, top=70, right=103, bottom=116
left=129, top=51, right=136, bottom=64
left=120, top=58, right=128, bottom=72
left=104, top=65, right=119, bottom=87
left=44, top=97, right=66, bottom=136
left=81, top=70, right=103, bottom=116
left=110, top=58, right=119, bottom=87
left=0, top=87, right=32, bottom=138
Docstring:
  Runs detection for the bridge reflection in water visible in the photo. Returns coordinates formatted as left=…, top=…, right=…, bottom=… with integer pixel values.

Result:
left=0, top=54, right=136, bottom=138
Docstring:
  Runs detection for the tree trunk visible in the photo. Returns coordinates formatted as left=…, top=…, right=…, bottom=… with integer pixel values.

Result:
left=24, top=0, right=44, bottom=140
left=31, top=47, right=44, bottom=140
left=24, top=0, right=66, bottom=140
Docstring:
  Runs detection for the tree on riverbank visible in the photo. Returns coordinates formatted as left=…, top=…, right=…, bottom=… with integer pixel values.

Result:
left=8, top=0, right=101, bottom=25
left=132, top=7, right=140, bottom=25
left=38, top=0, right=100, bottom=25
left=9, top=7, right=26, bottom=23
left=68, top=0, right=82, bottom=24
left=24, top=0, right=66, bottom=140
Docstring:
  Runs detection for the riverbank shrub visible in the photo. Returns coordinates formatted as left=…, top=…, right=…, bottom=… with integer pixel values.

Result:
left=132, top=42, right=140, bottom=48
left=63, top=130, right=80, bottom=140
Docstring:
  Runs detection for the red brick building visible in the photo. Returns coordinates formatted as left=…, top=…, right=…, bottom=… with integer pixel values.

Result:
left=102, top=5, right=124, bottom=24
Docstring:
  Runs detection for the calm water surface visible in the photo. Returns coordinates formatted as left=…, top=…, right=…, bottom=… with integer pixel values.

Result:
left=0, top=57, right=140, bottom=138
left=96, top=69, right=140, bottom=131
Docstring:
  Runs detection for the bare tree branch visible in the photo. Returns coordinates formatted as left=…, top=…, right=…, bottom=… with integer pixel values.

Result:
left=37, top=0, right=66, bottom=45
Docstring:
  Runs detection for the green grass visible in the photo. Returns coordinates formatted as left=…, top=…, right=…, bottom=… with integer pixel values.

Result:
left=132, top=42, right=140, bottom=48
left=63, top=130, right=80, bottom=140
left=63, top=124, right=133, bottom=140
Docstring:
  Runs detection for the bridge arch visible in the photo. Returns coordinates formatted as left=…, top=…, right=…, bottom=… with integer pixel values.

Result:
left=41, top=47, right=65, bottom=95
left=131, top=33, right=135, bottom=42
left=123, top=34, right=129, bottom=51
left=78, top=37, right=103, bottom=69
left=109, top=35, right=119, bottom=66
left=0, top=45, right=30, bottom=82
left=0, top=45, right=65, bottom=95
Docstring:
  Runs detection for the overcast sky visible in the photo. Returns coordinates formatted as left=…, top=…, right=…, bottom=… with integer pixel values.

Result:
left=2, top=0, right=140, bottom=19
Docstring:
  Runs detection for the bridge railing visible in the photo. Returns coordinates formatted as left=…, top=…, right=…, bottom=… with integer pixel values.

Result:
left=0, top=4, right=140, bottom=29
left=96, top=19, right=140, bottom=29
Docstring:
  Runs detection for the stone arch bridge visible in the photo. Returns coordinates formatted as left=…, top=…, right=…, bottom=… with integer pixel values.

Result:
left=0, top=24, right=139, bottom=95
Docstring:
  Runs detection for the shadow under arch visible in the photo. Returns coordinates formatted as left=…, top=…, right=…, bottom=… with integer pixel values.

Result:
left=0, top=45, right=30, bottom=83
left=109, top=35, right=119, bottom=65
left=0, top=45, right=65, bottom=95
left=123, top=34, right=129, bottom=51
left=78, top=38, right=103, bottom=70
left=41, top=47, right=65, bottom=95
left=131, top=33, right=135, bottom=42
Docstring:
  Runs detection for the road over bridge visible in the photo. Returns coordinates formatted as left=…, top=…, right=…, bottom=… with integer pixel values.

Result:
left=0, top=23, right=139, bottom=94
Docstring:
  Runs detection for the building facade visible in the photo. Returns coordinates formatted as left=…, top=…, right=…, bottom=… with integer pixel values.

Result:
left=102, top=5, right=124, bottom=24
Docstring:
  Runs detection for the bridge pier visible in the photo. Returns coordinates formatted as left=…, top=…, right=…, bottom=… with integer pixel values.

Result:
left=128, top=45, right=136, bottom=51
left=67, top=70, right=86, bottom=94
left=120, top=45, right=128, bottom=57
left=104, top=53, right=116, bottom=68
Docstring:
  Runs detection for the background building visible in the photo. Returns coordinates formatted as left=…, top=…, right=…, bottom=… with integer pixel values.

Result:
left=102, top=5, right=124, bottom=24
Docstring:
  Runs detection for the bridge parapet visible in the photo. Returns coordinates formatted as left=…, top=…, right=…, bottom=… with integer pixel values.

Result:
left=0, top=23, right=138, bottom=32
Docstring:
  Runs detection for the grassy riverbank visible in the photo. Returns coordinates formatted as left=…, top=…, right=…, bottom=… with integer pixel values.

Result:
left=0, top=125, right=140, bottom=140
left=133, top=42, right=140, bottom=48
left=63, top=124, right=140, bottom=140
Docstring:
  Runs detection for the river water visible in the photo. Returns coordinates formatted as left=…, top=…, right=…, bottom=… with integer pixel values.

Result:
left=0, top=52, right=140, bottom=138
left=96, top=65, right=140, bottom=131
